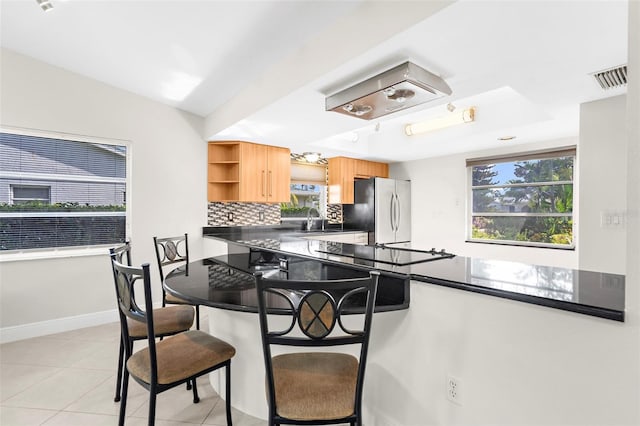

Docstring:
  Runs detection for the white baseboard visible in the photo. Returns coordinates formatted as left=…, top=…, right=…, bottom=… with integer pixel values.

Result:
left=0, top=309, right=119, bottom=344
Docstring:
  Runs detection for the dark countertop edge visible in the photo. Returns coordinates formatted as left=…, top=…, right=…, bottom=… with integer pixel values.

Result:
left=164, top=255, right=409, bottom=314
left=410, top=275, right=624, bottom=322
left=203, top=229, right=625, bottom=322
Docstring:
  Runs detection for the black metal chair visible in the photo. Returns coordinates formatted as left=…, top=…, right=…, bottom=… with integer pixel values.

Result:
left=254, top=270, right=380, bottom=426
left=153, top=234, right=201, bottom=330
left=110, top=255, right=236, bottom=426
left=110, top=242, right=195, bottom=403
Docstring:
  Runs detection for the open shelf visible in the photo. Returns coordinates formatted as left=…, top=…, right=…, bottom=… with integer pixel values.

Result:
left=208, top=182, right=239, bottom=201
left=208, top=142, right=241, bottom=202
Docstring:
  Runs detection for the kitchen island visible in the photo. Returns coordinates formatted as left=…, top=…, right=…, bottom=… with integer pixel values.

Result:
left=194, top=225, right=631, bottom=425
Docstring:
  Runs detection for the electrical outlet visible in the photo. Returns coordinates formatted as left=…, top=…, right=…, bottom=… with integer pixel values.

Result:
left=227, top=212, right=234, bottom=222
left=447, top=375, right=462, bottom=405
left=259, top=211, right=265, bottom=221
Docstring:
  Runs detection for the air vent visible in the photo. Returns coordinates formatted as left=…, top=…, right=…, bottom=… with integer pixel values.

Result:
left=592, top=65, right=627, bottom=90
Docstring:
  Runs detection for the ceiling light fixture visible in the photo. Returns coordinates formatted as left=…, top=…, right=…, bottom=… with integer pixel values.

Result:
left=36, top=0, right=54, bottom=11
left=405, top=107, right=476, bottom=136
left=326, top=62, right=452, bottom=120
left=303, top=152, right=321, bottom=163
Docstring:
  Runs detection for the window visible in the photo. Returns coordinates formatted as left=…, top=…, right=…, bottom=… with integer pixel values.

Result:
left=0, top=131, right=128, bottom=251
left=11, top=185, right=51, bottom=205
left=281, top=161, right=327, bottom=219
left=467, top=147, right=575, bottom=248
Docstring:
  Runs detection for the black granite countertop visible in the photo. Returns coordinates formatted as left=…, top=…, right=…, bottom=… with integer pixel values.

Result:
left=203, top=226, right=625, bottom=321
left=164, top=254, right=409, bottom=314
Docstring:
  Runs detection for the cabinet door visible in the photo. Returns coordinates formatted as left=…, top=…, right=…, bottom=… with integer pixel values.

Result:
left=367, top=161, right=389, bottom=178
left=328, top=157, right=388, bottom=204
left=239, top=142, right=268, bottom=202
left=266, top=146, right=291, bottom=203
left=328, top=157, right=358, bottom=204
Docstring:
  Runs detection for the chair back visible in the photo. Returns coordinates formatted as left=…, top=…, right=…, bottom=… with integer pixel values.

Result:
left=109, top=242, right=135, bottom=332
left=109, top=254, right=160, bottom=382
left=110, top=241, right=132, bottom=266
left=254, top=270, right=380, bottom=418
left=153, top=234, right=189, bottom=283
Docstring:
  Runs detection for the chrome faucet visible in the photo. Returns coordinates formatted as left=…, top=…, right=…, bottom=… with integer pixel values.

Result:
left=306, top=207, right=324, bottom=231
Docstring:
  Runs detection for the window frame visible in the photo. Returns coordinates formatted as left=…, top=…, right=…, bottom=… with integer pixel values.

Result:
left=466, top=146, right=577, bottom=249
left=0, top=126, right=132, bottom=259
left=10, top=184, right=52, bottom=205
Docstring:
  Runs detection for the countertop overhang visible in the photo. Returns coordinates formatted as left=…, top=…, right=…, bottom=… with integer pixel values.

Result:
left=203, top=226, right=625, bottom=322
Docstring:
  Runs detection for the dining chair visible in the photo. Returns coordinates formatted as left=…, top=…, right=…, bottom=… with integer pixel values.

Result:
left=254, top=270, right=380, bottom=426
left=153, top=233, right=201, bottom=330
left=109, top=242, right=195, bottom=403
left=110, top=256, right=236, bottom=426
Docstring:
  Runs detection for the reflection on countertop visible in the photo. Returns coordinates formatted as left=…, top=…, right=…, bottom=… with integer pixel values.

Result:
left=203, top=226, right=625, bottom=321
left=165, top=253, right=409, bottom=314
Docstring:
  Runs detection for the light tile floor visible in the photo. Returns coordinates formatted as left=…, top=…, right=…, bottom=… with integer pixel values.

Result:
left=0, top=316, right=266, bottom=426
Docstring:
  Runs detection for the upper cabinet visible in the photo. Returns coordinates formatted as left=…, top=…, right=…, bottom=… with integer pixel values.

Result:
left=208, top=141, right=290, bottom=203
left=327, top=156, right=389, bottom=204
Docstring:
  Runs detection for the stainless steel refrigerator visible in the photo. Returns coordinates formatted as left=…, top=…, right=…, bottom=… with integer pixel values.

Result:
left=343, top=177, right=411, bottom=244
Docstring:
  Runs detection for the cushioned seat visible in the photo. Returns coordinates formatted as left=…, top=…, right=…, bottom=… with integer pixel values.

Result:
left=127, top=330, right=236, bottom=385
left=127, top=306, right=194, bottom=338
left=254, top=271, right=380, bottom=426
left=272, top=352, right=358, bottom=421
left=164, top=292, right=192, bottom=305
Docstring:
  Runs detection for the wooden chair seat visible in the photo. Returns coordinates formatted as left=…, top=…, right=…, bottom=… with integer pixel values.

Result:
left=126, top=305, right=194, bottom=338
left=272, top=352, right=358, bottom=421
left=127, top=330, right=236, bottom=385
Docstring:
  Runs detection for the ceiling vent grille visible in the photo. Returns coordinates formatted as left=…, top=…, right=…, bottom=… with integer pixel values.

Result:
left=592, top=65, right=627, bottom=90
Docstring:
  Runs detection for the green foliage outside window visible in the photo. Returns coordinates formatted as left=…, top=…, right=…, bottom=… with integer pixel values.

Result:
left=470, top=154, right=574, bottom=247
left=0, top=201, right=125, bottom=212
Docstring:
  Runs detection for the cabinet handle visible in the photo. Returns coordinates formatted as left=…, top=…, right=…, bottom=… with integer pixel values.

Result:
left=262, top=170, right=266, bottom=196
left=268, top=171, right=273, bottom=196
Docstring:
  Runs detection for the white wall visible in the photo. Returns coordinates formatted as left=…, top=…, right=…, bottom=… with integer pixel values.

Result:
left=578, top=95, right=628, bottom=273
left=391, top=137, right=580, bottom=269
left=0, top=49, right=217, bottom=339
left=365, top=281, right=639, bottom=426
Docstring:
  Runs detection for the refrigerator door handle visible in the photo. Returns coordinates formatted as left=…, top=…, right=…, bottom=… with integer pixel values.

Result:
left=389, top=194, right=395, bottom=232
left=394, top=193, right=400, bottom=233
left=391, top=193, right=397, bottom=232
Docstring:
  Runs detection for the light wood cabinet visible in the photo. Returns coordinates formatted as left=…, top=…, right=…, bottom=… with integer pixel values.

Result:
left=327, top=156, right=389, bottom=204
left=208, top=141, right=290, bottom=203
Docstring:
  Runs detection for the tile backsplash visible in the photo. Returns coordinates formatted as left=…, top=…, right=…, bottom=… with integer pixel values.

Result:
left=207, top=202, right=343, bottom=226
left=327, top=204, right=342, bottom=224
left=207, top=202, right=281, bottom=226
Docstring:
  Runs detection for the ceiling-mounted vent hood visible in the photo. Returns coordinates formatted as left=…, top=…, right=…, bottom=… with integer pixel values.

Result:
left=325, top=61, right=452, bottom=120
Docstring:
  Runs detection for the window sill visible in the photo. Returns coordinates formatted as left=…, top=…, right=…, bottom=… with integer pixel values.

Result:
left=0, top=246, right=112, bottom=262
left=465, top=239, right=576, bottom=250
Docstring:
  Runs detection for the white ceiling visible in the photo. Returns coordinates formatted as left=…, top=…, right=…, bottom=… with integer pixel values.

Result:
left=1, top=0, right=629, bottom=163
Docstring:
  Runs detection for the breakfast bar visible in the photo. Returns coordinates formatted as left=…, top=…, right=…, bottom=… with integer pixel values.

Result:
left=201, top=225, right=625, bottom=322
left=159, top=226, right=628, bottom=422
